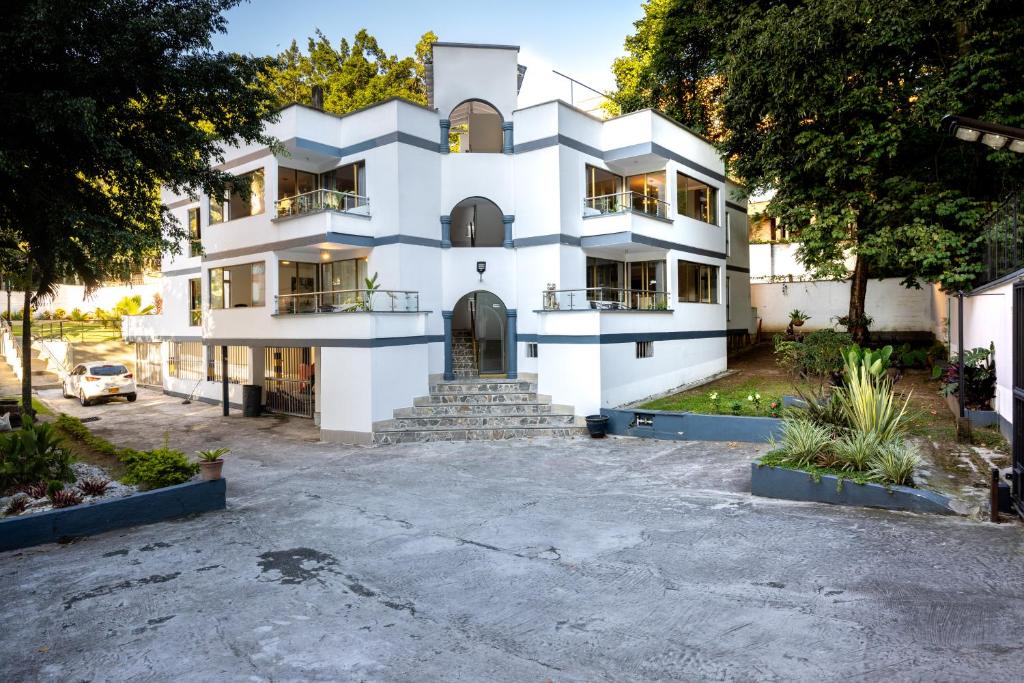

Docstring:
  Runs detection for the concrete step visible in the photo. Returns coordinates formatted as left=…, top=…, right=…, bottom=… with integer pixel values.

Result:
left=377, top=412, right=577, bottom=431
left=372, top=425, right=587, bottom=445
left=414, top=392, right=549, bottom=406
left=430, top=380, right=538, bottom=394
left=394, top=403, right=570, bottom=417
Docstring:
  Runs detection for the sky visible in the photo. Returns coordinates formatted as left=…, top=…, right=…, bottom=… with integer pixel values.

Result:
left=211, top=0, right=645, bottom=95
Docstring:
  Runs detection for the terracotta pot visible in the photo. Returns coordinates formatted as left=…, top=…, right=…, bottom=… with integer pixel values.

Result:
left=792, top=319, right=806, bottom=327
left=199, top=459, right=224, bottom=481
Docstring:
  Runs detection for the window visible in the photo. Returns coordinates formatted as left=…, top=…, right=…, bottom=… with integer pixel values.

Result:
left=586, top=164, right=622, bottom=199
left=209, top=262, right=265, bottom=309
left=678, top=260, right=719, bottom=303
left=726, top=212, right=731, bottom=255
left=320, top=257, right=368, bottom=307
left=278, top=167, right=317, bottom=201
left=188, top=207, right=202, bottom=257
left=189, top=278, right=202, bottom=326
left=321, top=161, right=366, bottom=198
left=209, top=169, right=265, bottom=223
left=449, top=100, right=502, bottom=153
left=627, top=171, right=668, bottom=218
left=586, top=257, right=666, bottom=309
left=206, top=345, right=251, bottom=384
left=526, top=343, right=538, bottom=358
left=676, top=172, right=718, bottom=225
left=726, top=276, right=731, bottom=321
left=636, top=341, right=654, bottom=359
left=168, top=341, right=204, bottom=381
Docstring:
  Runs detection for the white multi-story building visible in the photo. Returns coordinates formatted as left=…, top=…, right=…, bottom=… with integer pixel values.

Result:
left=125, top=42, right=752, bottom=443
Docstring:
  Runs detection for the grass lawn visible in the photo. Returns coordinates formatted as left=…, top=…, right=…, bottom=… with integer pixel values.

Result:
left=9, top=320, right=121, bottom=342
left=642, top=377, right=795, bottom=416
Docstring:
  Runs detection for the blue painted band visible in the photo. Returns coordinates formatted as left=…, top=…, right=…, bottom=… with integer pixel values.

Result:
left=291, top=131, right=438, bottom=159
left=580, top=232, right=727, bottom=260
left=726, top=264, right=750, bottom=273
left=517, top=329, right=727, bottom=344
left=162, top=266, right=201, bottom=278
left=513, top=234, right=582, bottom=248
left=199, top=335, right=445, bottom=348
left=725, top=200, right=746, bottom=212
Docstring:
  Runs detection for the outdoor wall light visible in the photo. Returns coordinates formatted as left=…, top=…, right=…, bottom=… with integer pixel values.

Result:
left=476, top=261, right=486, bottom=281
left=941, top=114, right=1024, bottom=154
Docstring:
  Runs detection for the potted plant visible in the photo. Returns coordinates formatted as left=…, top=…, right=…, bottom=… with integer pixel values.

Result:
left=197, top=447, right=229, bottom=480
left=585, top=414, right=609, bottom=438
left=788, top=309, right=810, bottom=327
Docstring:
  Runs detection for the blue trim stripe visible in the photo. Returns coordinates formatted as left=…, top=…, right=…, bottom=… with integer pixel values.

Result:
left=517, top=329, right=727, bottom=344
left=581, top=232, right=726, bottom=260
left=291, top=131, right=438, bottom=159
left=200, top=335, right=445, bottom=348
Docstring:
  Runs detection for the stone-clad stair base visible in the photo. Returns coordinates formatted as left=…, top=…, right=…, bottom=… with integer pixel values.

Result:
left=373, top=377, right=587, bottom=444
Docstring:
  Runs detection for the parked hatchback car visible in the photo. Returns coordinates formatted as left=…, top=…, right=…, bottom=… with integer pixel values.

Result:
left=63, top=362, right=137, bottom=406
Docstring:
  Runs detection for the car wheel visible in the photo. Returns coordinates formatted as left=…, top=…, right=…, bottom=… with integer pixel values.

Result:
left=62, top=381, right=71, bottom=399
left=79, top=391, right=91, bottom=407
left=126, top=393, right=137, bottom=403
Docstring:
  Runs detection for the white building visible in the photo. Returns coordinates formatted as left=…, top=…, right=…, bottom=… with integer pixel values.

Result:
left=125, top=42, right=752, bottom=443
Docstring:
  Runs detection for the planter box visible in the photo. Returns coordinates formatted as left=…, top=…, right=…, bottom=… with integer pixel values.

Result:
left=0, top=478, right=226, bottom=552
left=751, top=462, right=955, bottom=515
left=943, top=394, right=998, bottom=428
left=602, top=408, right=783, bottom=443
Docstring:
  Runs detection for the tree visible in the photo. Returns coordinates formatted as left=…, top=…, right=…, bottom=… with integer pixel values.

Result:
left=0, top=0, right=278, bottom=410
left=261, top=29, right=438, bottom=115
left=612, top=0, right=1024, bottom=342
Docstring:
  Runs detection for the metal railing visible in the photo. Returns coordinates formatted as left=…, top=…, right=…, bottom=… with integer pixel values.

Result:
left=274, top=289, right=420, bottom=315
left=541, top=287, right=670, bottom=311
left=273, top=189, right=370, bottom=219
left=978, top=188, right=1023, bottom=286
left=29, top=320, right=122, bottom=342
left=584, top=191, right=670, bottom=219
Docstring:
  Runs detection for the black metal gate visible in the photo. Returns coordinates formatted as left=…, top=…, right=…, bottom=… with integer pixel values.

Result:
left=263, top=347, right=314, bottom=417
left=134, top=342, right=163, bottom=387
left=1013, top=282, right=1024, bottom=518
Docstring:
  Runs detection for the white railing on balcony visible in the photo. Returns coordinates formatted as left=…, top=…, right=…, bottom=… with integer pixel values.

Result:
left=541, top=287, right=670, bottom=311
left=583, top=191, right=670, bottom=220
left=274, top=289, right=419, bottom=315
left=274, top=189, right=370, bottom=220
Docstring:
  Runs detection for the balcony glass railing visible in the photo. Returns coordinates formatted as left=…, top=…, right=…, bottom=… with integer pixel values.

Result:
left=583, top=191, right=670, bottom=219
left=978, top=188, right=1022, bottom=286
left=274, top=189, right=370, bottom=220
left=541, top=287, right=670, bottom=311
left=274, top=289, right=419, bottom=315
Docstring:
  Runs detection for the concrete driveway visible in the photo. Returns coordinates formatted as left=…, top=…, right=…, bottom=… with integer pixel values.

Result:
left=2, top=389, right=1023, bottom=682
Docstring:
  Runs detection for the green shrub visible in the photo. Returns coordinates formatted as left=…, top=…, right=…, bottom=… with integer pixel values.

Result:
left=868, top=441, right=920, bottom=486
left=0, top=419, right=76, bottom=492
left=122, top=446, right=198, bottom=490
left=835, top=351, right=910, bottom=442
left=831, top=431, right=882, bottom=471
left=774, top=330, right=853, bottom=379
left=789, top=385, right=849, bottom=432
left=772, top=418, right=832, bottom=468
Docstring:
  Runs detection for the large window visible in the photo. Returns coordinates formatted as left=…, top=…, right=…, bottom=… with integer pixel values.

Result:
left=321, top=161, right=366, bottom=197
left=210, top=169, right=265, bottom=223
left=278, top=167, right=317, bottom=201
left=189, top=278, right=202, bottom=326
left=188, top=207, right=202, bottom=257
left=206, top=345, right=251, bottom=384
left=168, top=341, right=204, bottom=381
left=209, top=262, right=265, bottom=309
left=584, top=165, right=667, bottom=218
left=586, top=164, right=622, bottom=199
left=449, top=100, right=502, bottom=153
left=678, top=260, right=719, bottom=303
left=676, top=172, right=718, bottom=225
left=586, top=257, right=666, bottom=309
left=627, top=171, right=668, bottom=218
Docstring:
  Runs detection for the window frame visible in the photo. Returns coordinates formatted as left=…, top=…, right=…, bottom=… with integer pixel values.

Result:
left=209, top=168, right=265, bottom=224
left=677, top=260, right=720, bottom=304
left=188, top=207, right=202, bottom=257
left=188, top=277, right=202, bottom=326
left=676, top=171, right=719, bottom=226
left=208, top=261, right=266, bottom=309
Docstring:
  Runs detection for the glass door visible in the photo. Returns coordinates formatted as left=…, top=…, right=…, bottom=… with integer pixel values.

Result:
left=473, top=291, right=506, bottom=375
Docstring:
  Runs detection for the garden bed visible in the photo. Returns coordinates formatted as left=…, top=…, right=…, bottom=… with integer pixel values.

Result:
left=601, top=407, right=782, bottom=443
left=0, top=478, right=226, bottom=551
left=943, top=394, right=1000, bottom=428
left=751, top=459, right=956, bottom=515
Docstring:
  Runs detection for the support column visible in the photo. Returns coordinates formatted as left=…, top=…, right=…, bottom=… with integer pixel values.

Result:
left=442, top=310, right=454, bottom=381
left=440, top=215, right=452, bottom=249
left=502, top=215, right=514, bottom=249
left=506, top=309, right=518, bottom=379
left=439, top=119, right=451, bottom=153
left=502, top=121, right=514, bottom=154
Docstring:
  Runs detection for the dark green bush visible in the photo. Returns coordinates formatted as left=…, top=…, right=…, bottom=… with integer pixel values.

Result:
left=774, top=329, right=853, bottom=379
left=0, top=419, right=76, bottom=492
left=121, top=446, right=198, bottom=490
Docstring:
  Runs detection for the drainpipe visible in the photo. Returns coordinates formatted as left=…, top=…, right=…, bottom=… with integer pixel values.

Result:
left=221, top=345, right=229, bottom=416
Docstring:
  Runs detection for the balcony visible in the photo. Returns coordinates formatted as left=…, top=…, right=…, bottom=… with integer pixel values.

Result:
left=274, top=289, right=419, bottom=316
left=540, top=287, right=670, bottom=312
left=583, top=191, right=670, bottom=221
left=978, top=188, right=1022, bottom=287
left=273, top=189, right=370, bottom=221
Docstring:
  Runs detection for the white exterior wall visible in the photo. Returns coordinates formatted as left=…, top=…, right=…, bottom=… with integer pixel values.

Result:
left=2, top=282, right=159, bottom=316
left=751, top=279, right=934, bottom=333
left=137, top=43, right=751, bottom=440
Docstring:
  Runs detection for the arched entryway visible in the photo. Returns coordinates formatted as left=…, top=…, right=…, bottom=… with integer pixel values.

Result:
left=449, top=197, right=504, bottom=248
left=444, top=291, right=517, bottom=380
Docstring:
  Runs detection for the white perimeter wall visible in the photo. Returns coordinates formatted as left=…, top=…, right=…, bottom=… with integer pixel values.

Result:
left=2, top=283, right=159, bottom=316
left=751, top=278, right=934, bottom=333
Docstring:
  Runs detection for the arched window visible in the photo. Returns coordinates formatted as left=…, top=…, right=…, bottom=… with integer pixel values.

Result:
left=450, top=197, right=503, bottom=247
left=449, top=100, right=503, bottom=153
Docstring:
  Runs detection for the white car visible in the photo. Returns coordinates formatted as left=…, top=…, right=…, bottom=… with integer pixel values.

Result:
left=63, top=362, right=138, bottom=406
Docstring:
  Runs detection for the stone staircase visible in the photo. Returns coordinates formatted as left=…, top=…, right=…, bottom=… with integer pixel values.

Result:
left=451, top=330, right=477, bottom=378
left=372, top=376, right=587, bottom=444
left=12, top=339, right=62, bottom=389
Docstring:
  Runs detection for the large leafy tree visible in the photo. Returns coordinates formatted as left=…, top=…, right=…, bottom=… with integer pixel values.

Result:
left=612, top=0, right=1024, bottom=342
left=0, top=0, right=278, bottom=409
left=262, top=29, right=438, bottom=114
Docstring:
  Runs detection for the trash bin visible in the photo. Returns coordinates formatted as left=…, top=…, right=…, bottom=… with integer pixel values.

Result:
left=242, top=384, right=262, bottom=417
